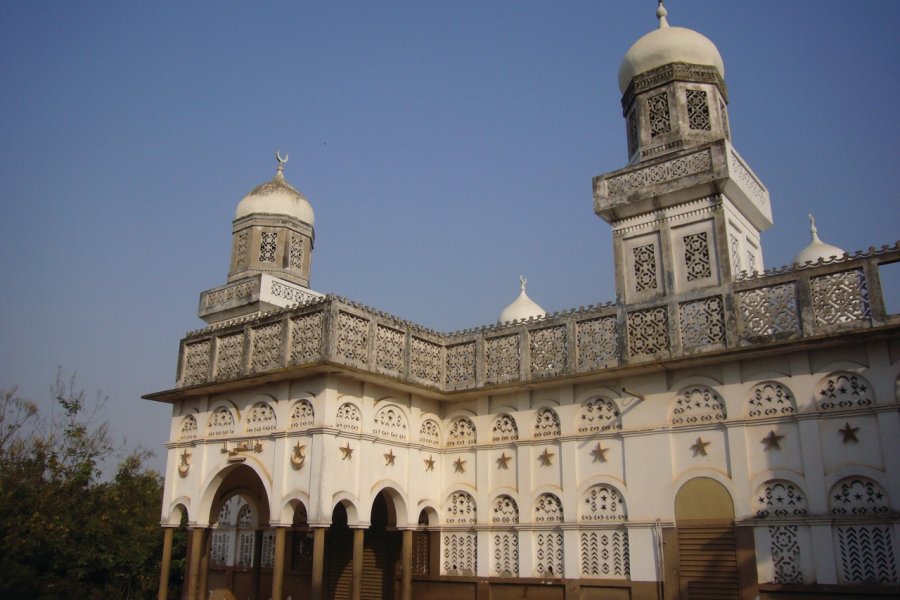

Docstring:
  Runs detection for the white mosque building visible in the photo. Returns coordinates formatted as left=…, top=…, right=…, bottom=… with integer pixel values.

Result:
left=146, top=4, right=900, bottom=600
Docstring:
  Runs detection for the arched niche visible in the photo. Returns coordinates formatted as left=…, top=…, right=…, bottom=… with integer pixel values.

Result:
left=674, top=476, right=734, bottom=522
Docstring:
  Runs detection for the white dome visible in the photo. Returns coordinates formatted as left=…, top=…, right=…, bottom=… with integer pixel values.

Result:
left=235, top=164, right=314, bottom=226
left=793, top=214, right=845, bottom=265
left=499, top=277, right=546, bottom=324
left=618, top=5, right=724, bottom=93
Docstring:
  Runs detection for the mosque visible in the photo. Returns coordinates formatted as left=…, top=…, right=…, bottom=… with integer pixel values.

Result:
left=145, top=4, right=900, bottom=600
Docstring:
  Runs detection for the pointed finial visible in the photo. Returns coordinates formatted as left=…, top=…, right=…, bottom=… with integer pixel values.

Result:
left=657, top=0, right=669, bottom=28
left=808, top=213, right=821, bottom=242
left=519, top=275, right=527, bottom=292
left=275, top=151, right=289, bottom=178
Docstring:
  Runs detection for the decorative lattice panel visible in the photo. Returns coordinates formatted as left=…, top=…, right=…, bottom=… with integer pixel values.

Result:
left=686, top=89, right=711, bottom=130
left=729, top=234, right=742, bottom=273
left=289, top=312, right=323, bottom=364
left=261, top=531, right=276, bottom=568
left=372, top=405, right=408, bottom=441
left=492, top=414, right=519, bottom=442
left=245, top=402, right=276, bottom=434
left=179, top=415, right=198, bottom=441
left=446, top=342, right=476, bottom=388
left=769, top=525, right=802, bottom=583
left=251, top=322, right=283, bottom=373
left=231, top=230, right=248, bottom=271
left=580, top=530, right=629, bottom=578
left=626, top=307, right=669, bottom=357
left=671, top=386, right=726, bottom=426
left=737, top=283, right=800, bottom=337
left=683, top=232, right=712, bottom=280
left=530, top=326, right=567, bottom=378
left=289, top=236, right=303, bottom=269
left=753, top=480, right=808, bottom=518
left=633, top=243, right=658, bottom=292
left=746, top=381, right=796, bottom=418
left=836, top=525, right=898, bottom=583
left=607, top=149, right=712, bottom=195
left=289, top=399, right=314, bottom=430
left=446, top=492, right=477, bottom=525
left=830, top=478, right=889, bottom=516
left=533, top=408, right=561, bottom=438
left=410, top=337, right=442, bottom=385
left=535, top=531, right=564, bottom=577
left=580, top=485, right=627, bottom=522
left=491, top=495, right=519, bottom=525
left=816, top=372, right=873, bottom=411
left=419, top=418, right=441, bottom=447
left=492, top=532, right=519, bottom=577
left=336, top=312, right=369, bottom=364
left=447, top=417, right=476, bottom=447
left=578, top=397, right=621, bottom=433
left=335, top=402, right=361, bottom=433
left=442, top=533, right=476, bottom=576
left=534, top=494, right=564, bottom=524
left=259, top=231, right=277, bottom=263
left=375, top=325, right=404, bottom=373
left=679, top=296, right=725, bottom=349
left=485, top=335, right=520, bottom=385
left=648, top=91, right=671, bottom=137
left=215, top=332, right=244, bottom=380
left=811, top=270, right=870, bottom=326
left=576, top=316, right=617, bottom=371
left=208, top=406, right=235, bottom=437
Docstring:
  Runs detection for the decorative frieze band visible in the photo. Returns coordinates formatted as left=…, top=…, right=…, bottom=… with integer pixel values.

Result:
left=606, top=149, right=712, bottom=196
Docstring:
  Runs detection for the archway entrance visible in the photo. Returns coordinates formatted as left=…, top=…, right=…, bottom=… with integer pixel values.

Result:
left=674, top=477, right=740, bottom=600
left=325, top=492, right=402, bottom=600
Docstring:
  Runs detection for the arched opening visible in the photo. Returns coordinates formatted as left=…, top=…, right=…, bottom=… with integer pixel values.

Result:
left=413, top=507, right=438, bottom=576
left=282, top=501, right=312, bottom=599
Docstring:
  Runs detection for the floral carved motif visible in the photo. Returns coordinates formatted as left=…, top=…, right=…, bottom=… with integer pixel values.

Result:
left=337, top=312, right=369, bottom=364
left=259, top=231, right=277, bottom=263
left=737, top=283, right=800, bottom=337
left=411, top=337, right=442, bottom=385
left=271, top=281, right=318, bottom=304
left=686, top=89, right=711, bottom=130
left=375, top=325, right=404, bottom=373
left=231, top=230, right=248, bottom=271
left=811, top=269, right=871, bottom=327
left=729, top=151, right=767, bottom=206
left=290, top=312, right=323, bottom=364
left=647, top=91, right=671, bottom=137
left=251, top=322, right=283, bottom=373
left=626, top=307, right=669, bottom=357
left=215, top=333, right=244, bottom=380
left=485, top=335, right=520, bottom=385
left=683, top=231, right=712, bottom=281
left=632, top=243, right=657, bottom=292
left=446, top=342, right=476, bottom=388
left=183, top=340, right=211, bottom=386
left=607, top=149, right=711, bottom=195
left=729, top=234, right=742, bottom=273
left=671, top=386, right=726, bottom=426
left=576, top=317, right=617, bottom=371
left=530, top=326, right=567, bottom=378
left=679, top=296, right=725, bottom=349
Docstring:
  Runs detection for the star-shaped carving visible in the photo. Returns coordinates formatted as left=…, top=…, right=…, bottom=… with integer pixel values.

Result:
left=384, top=449, right=396, bottom=466
left=424, top=455, right=435, bottom=471
left=340, top=443, right=353, bottom=460
left=838, top=422, right=859, bottom=443
left=453, top=457, right=467, bottom=473
left=590, top=443, right=609, bottom=463
left=496, top=452, right=512, bottom=470
left=689, top=437, right=710, bottom=457
left=538, top=448, right=554, bottom=467
left=760, top=430, right=784, bottom=451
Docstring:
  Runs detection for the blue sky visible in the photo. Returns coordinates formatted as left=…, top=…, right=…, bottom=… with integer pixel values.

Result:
left=1, top=1, right=898, bottom=473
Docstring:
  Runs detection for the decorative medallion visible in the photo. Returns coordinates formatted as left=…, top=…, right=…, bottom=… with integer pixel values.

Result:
left=761, top=430, right=784, bottom=451
left=590, top=443, right=609, bottom=463
left=838, top=422, right=859, bottom=443
left=538, top=448, right=554, bottom=467
left=384, top=449, right=396, bottom=466
left=424, top=455, right=435, bottom=471
left=178, top=450, right=191, bottom=477
left=453, top=457, right=467, bottom=473
left=689, top=437, right=710, bottom=457
left=291, top=442, right=306, bottom=469
left=340, top=443, right=353, bottom=460
left=497, top=452, right=512, bottom=470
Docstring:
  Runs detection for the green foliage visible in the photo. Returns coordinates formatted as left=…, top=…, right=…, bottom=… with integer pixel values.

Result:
left=0, top=374, right=166, bottom=600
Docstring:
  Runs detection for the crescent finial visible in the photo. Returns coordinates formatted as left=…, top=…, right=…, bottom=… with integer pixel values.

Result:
left=275, top=151, right=289, bottom=176
left=519, top=275, right=527, bottom=292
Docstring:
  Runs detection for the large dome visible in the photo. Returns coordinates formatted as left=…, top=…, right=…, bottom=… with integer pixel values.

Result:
left=235, top=162, right=314, bottom=226
left=618, top=4, right=724, bottom=93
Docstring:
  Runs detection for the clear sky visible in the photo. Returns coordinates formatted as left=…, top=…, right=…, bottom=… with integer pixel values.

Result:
left=1, top=1, right=898, bottom=474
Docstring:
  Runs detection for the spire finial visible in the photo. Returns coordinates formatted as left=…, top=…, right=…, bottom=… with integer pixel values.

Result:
left=657, top=0, right=669, bottom=28
left=519, top=275, right=527, bottom=293
left=275, top=151, right=289, bottom=178
left=808, top=213, right=821, bottom=242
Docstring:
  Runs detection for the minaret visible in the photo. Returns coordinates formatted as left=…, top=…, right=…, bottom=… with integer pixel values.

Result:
left=198, top=153, right=323, bottom=323
left=594, top=2, right=773, bottom=305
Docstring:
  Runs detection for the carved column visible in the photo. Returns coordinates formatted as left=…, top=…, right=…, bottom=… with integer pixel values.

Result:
left=272, top=527, right=287, bottom=600
left=198, top=530, right=210, bottom=600
left=352, top=528, right=364, bottom=600
left=186, top=528, right=204, bottom=600
left=310, top=527, right=326, bottom=600
left=401, top=529, right=413, bottom=600
left=157, top=527, right=175, bottom=600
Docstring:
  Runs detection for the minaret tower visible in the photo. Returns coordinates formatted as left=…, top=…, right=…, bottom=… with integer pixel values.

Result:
left=595, top=2, right=772, bottom=306
left=198, top=153, right=323, bottom=323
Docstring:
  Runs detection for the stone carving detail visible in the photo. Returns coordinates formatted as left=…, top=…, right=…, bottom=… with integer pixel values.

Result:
left=647, top=91, right=671, bottom=138
left=337, top=312, right=369, bottom=364
left=627, top=110, right=637, bottom=157
left=578, top=398, right=621, bottom=432
left=811, top=270, right=871, bottom=326
left=447, top=417, right=476, bottom=447
left=729, top=151, right=767, bottom=206
left=534, top=493, right=564, bottom=524
left=535, top=531, right=564, bottom=578
left=446, top=492, right=477, bottom=525
left=632, top=243, right=658, bottom=292
left=492, top=414, right=519, bottom=442
left=626, top=307, right=669, bottom=357
left=679, top=296, right=725, bottom=349
left=245, top=402, right=276, bottom=433
left=411, top=337, right=442, bottom=385
left=183, top=340, right=211, bottom=386
left=442, top=533, right=476, bottom=576
left=754, top=480, right=808, bottom=518
left=208, top=406, right=235, bottom=437
left=232, top=230, right=248, bottom=271
left=206, top=281, right=254, bottom=308
left=686, top=89, right=711, bottom=130
left=259, top=231, right=277, bottom=263
left=746, top=382, right=796, bottom=418
left=816, top=372, right=873, bottom=411
left=289, top=236, right=303, bottom=270
left=261, top=531, right=275, bottom=569
left=581, top=485, right=627, bottom=522
left=270, top=280, right=318, bottom=304
left=737, top=283, right=801, bottom=337
left=836, top=525, right=898, bottom=583
left=530, top=326, right=567, bottom=378
left=671, top=385, right=726, bottom=426
left=290, top=312, right=323, bottom=364
left=747, top=250, right=757, bottom=273
left=576, top=317, right=617, bottom=371
left=683, top=232, right=712, bottom=281
left=215, top=333, right=244, bottom=380
left=485, top=335, right=520, bottom=385
left=492, top=495, right=520, bottom=525
left=335, top=402, right=361, bottom=433
left=289, top=399, right=314, bottom=430
left=581, top=530, right=629, bottom=579
left=492, top=532, right=519, bottom=577
left=830, top=477, right=889, bottom=516
left=534, top=408, right=561, bottom=438
left=720, top=99, right=730, bottom=139
left=446, top=342, right=476, bottom=388
left=251, top=322, right=282, bottom=373
left=729, top=234, right=742, bottom=273
left=372, top=405, right=408, bottom=441
left=607, top=149, right=712, bottom=195
left=419, top=418, right=441, bottom=447
left=769, top=526, right=802, bottom=584
left=210, top=531, right=231, bottom=566
left=179, top=415, right=198, bottom=441
left=375, top=326, right=404, bottom=373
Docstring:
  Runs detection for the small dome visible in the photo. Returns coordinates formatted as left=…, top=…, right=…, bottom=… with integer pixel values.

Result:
left=618, top=3, right=725, bottom=93
left=499, top=276, right=546, bottom=324
left=235, top=154, right=314, bottom=225
left=793, top=214, right=846, bottom=265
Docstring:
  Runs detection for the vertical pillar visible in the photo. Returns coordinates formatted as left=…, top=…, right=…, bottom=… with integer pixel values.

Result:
left=272, top=527, right=287, bottom=600
left=351, top=528, right=364, bottom=600
left=198, top=529, right=210, bottom=600
left=186, top=528, right=204, bottom=600
left=401, top=529, right=413, bottom=600
left=157, top=527, right=175, bottom=600
left=310, top=527, right=326, bottom=600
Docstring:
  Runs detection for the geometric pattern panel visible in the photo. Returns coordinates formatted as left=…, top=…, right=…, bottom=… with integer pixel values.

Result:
left=492, top=532, right=519, bottom=577
left=372, top=405, right=408, bottom=441
left=208, top=406, right=235, bottom=437
left=670, top=385, right=726, bottom=426
left=375, top=325, right=404, bottom=373
left=261, top=531, right=276, bottom=569
left=830, top=477, right=890, bottom=516
left=250, top=322, right=283, bottom=373
left=533, top=408, right=561, bottom=439
left=335, top=402, right=361, bottom=433
left=746, top=381, right=796, bottom=418
left=245, top=402, right=276, bottom=434
left=633, top=243, right=658, bottom=292
left=336, top=312, right=369, bottom=365
left=811, top=269, right=870, bottom=327
left=491, top=495, right=520, bottom=525
left=289, top=311, right=323, bottom=365
left=683, top=232, right=712, bottom=281
left=578, top=397, right=621, bottom=433
left=576, top=316, right=618, bottom=372
left=410, top=337, right=442, bottom=386
left=288, top=236, right=303, bottom=270
left=289, top=399, right=315, bottom=430
left=259, top=231, right=277, bottom=263
left=535, top=531, right=564, bottom=577
left=626, top=306, right=669, bottom=358
left=679, top=296, right=725, bottom=349
left=447, top=417, right=476, bottom=447
left=215, top=332, right=244, bottom=380
left=534, top=493, right=564, bottom=524
left=580, top=485, right=627, bottom=522
left=418, top=418, right=441, bottom=447
left=446, top=492, right=477, bottom=525
left=179, top=415, right=198, bottom=441
left=530, top=326, right=567, bottom=378
left=648, top=91, right=671, bottom=138
left=768, top=525, right=802, bottom=584
left=485, top=335, right=520, bottom=385
left=753, top=480, right=808, bottom=518
left=442, top=532, right=477, bottom=576
left=183, top=340, right=211, bottom=386
left=686, top=89, right=711, bottom=130
left=836, top=525, right=898, bottom=584
left=492, top=414, right=519, bottom=442
left=446, top=342, right=476, bottom=389
left=737, top=283, right=801, bottom=337
left=816, top=372, right=873, bottom=411
left=580, top=530, right=629, bottom=579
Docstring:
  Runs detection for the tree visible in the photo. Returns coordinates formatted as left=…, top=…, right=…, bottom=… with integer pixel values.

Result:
left=0, top=374, right=165, bottom=599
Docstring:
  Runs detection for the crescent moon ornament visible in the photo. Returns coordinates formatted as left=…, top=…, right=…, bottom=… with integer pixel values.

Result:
left=276, top=151, right=289, bottom=165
